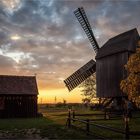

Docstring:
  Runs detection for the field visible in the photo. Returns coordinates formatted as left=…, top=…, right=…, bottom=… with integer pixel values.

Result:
left=41, top=104, right=140, bottom=139
left=0, top=104, right=140, bottom=139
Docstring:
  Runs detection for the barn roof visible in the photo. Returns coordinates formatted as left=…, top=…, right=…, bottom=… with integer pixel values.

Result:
left=96, top=28, right=140, bottom=59
left=0, top=75, right=38, bottom=95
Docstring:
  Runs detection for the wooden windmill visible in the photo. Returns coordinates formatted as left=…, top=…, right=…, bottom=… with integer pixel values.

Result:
left=64, top=7, right=140, bottom=104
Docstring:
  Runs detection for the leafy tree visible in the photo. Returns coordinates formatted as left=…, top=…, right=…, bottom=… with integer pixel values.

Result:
left=120, top=47, right=140, bottom=103
left=80, top=73, right=96, bottom=103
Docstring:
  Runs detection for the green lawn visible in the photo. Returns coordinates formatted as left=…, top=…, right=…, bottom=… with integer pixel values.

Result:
left=0, top=117, right=94, bottom=139
left=0, top=104, right=140, bottom=139
left=0, top=105, right=94, bottom=139
left=40, top=105, right=140, bottom=139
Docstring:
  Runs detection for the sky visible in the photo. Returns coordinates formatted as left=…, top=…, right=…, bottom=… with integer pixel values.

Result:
left=0, top=0, right=140, bottom=103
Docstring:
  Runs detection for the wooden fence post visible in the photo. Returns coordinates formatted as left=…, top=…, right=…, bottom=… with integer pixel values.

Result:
left=86, top=119, right=90, bottom=134
left=68, top=109, right=71, bottom=128
left=72, top=110, right=75, bottom=122
left=104, top=110, right=110, bottom=120
left=125, top=117, right=130, bottom=140
left=104, top=110, right=107, bottom=120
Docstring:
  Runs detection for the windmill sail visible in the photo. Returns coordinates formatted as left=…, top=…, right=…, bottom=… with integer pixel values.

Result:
left=74, top=7, right=99, bottom=53
left=64, top=59, right=96, bottom=91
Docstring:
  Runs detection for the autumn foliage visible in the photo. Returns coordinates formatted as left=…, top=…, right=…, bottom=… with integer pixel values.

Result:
left=120, top=47, right=140, bottom=101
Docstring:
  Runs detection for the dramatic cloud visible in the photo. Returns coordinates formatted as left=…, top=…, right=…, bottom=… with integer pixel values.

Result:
left=0, top=0, right=140, bottom=90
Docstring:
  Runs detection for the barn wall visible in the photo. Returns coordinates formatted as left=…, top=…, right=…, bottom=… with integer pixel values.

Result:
left=0, top=95, right=38, bottom=118
left=96, top=52, right=129, bottom=98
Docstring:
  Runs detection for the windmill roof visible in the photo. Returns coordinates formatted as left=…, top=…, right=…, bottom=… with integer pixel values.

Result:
left=96, top=28, right=140, bottom=59
left=0, top=75, right=38, bottom=95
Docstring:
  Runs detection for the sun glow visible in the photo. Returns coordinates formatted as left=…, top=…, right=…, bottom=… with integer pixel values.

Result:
left=38, top=88, right=83, bottom=104
left=11, top=34, right=21, bottom=40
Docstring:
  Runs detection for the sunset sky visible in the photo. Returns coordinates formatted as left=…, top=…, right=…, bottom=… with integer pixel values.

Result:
left=0, top=0, right=140, bottom=103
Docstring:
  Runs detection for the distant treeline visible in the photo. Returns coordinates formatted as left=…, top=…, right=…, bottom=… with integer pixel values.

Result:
left=38, top=103, right=85, bottom=108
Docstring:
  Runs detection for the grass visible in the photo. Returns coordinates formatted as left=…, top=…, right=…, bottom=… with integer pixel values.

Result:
left=0, top=104, right=140, bottom=139
left=40, top=105, right=140, bottom=139
left=0, top=105, right=94, bottom=139
left=0, top=117, right=52, bottom=130
left=0, top=117, right=94, bottom=139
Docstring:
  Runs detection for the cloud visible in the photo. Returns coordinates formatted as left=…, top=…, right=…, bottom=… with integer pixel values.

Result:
left=0, top=54, right=15, bottom=67
left=0, top=0, right=140, bottom=90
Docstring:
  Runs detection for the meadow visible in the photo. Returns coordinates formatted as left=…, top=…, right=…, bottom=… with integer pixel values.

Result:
left=41, top=104, right=140, bottom=139
left=0, top=103, right=140, bottom=139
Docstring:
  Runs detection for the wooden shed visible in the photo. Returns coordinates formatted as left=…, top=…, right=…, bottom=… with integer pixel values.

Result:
left=96, top=28, right=140, bottom=98
left=0, top=75, right=38, bottom=118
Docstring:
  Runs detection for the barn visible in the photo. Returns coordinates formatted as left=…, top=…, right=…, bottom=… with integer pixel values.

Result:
left=0, top=75, right=38, bottom=118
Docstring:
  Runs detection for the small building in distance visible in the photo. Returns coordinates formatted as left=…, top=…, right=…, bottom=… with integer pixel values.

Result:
left=0, top=75, right=38, bottom=118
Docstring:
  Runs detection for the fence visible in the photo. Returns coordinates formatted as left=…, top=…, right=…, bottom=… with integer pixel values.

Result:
left=66, top=110, right=140, bottom=140
left=72, top=109, right=122, bottom=120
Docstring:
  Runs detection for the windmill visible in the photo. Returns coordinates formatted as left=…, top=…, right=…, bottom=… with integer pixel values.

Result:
left=64, top=7, right=140, bottom=107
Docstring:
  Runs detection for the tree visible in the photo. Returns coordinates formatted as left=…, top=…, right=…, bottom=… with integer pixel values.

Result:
left=120, top=48, right=140, bottom=103
left=63, top=98, right=67, bottom=105
left=80, top=73, right=96, bottom=103
left=54, top=96, right=57, bottom=104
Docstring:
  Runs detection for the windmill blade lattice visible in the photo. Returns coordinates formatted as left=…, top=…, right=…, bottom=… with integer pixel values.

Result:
left=74, top=7, right=99, bottom=53
left=64, top=59, right=96, bottom=91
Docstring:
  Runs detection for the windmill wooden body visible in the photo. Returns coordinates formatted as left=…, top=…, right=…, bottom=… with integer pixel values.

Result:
left=96, top=29, right=139, bottom=98
left=64, top=7, right=140, bottom=104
